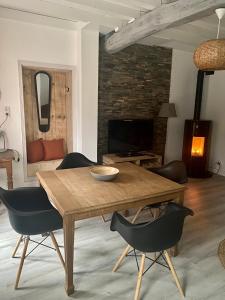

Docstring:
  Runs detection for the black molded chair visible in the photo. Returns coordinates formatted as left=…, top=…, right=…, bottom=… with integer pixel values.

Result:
left=145, top=160, right=188, bottom=216
left=0, top=186, right=65, bottom=289
left=56, top=152, right=96, bottom=170
left=111, top=203, right=193, bottom=300
left=150, top=160, right=188, bottom=184
left=134, top=160, right=188, bottom=221
left=121, top=160, right=187, bottom=236
left=111, top=160, right=188, bottom=281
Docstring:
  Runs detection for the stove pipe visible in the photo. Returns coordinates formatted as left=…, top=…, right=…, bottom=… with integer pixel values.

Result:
left=193, top=70, right=214, bottom=121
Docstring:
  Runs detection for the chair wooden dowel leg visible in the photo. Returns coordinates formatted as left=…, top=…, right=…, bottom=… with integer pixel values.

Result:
left=50, top=232, right=65, bottom=270
left=14, top=236, right=29, bottom=289
left=153, top=207, right=160, bottom=220
left=113, top=245, right=131, bottom=272
left=101, top=215, right=107, bottom=222
left=134, top=253, right=145, bottom=300
left=164, top=250, right=185, bottom=298
left=12, top=235, right=23, bottom=258
left=132, top=207, right=143, bottom=224
left=101, top=215, right=111, bottom=223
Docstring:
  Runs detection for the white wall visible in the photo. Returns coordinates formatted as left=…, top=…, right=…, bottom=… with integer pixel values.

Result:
left=201, top=71, right=225, bottom=175
left=77, top=29, right=99, bottom=161
left=165, top=49, right=197, bottom=163
left=0, top=18, right=99, bottom=187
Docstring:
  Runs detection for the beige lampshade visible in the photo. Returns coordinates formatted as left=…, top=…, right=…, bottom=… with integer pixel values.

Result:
left=158, top=103, right=177, bottom=118
left=194, top=39, right=225, bottom=71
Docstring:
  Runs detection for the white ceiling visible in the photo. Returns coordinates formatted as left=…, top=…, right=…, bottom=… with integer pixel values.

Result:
left=0, top=0, right=224, bottom=52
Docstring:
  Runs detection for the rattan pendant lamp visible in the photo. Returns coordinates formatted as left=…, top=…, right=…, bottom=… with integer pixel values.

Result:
left=194, top=8, right=225, bottom=71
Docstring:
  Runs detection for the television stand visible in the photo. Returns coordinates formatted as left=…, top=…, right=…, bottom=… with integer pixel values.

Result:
left=103, top=151, right=162, bottom=169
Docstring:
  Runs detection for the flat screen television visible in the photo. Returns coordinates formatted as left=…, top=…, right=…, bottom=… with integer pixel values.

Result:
left=108, top=119, right=153, bottom=156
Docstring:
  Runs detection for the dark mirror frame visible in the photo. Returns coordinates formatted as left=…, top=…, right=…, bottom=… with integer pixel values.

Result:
left=34, top=71, right=52, bottom=133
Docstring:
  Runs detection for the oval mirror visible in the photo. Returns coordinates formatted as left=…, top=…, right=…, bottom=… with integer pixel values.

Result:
left=34, top=71, right=51, bottom=132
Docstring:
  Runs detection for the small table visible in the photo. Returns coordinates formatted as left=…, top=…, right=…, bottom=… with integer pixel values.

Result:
left=37, top=162, right=185, bottom=296
left=0, top=150, right=15, bottom=189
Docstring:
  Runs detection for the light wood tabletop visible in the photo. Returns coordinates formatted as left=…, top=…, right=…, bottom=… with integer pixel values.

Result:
left=37, top=162, right=185, bottom=296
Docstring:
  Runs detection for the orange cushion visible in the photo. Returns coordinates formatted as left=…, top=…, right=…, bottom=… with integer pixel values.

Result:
left=42, top=139, right=64, bottom=161
left=27, top=139, right=44, bottom=163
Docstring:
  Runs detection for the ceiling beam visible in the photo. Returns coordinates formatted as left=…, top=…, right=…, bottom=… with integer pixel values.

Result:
left=140, top=36, right=196, bottom=52
left=141, top=27, right=212, bottom=49
left=154, top=28, right=212, bottom=46
left=105, top=0, right=225, bottom=53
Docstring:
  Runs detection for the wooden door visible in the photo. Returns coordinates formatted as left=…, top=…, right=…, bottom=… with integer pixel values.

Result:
left=22, top=67, right=72, bottom=153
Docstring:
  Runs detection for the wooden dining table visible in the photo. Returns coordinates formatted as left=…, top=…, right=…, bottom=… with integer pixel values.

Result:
left=37, top=162, right=185, bottom=296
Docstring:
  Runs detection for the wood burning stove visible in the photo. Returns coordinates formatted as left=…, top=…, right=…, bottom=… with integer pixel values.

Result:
left=182, top=70, right=214, bottom=178
left=182, top=119, right=211, bottom=178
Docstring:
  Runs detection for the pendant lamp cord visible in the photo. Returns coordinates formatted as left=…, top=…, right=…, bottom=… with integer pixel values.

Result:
left=216, top=8, right=225, bottom=39
left=217, top=18, right=221, bottom=39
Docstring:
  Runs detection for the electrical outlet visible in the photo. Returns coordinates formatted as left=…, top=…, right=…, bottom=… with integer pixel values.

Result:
left=4, top=106, right=10, bottom=116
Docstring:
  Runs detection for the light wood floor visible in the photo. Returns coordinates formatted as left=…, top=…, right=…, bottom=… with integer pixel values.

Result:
left=0, top=175, right=225, bottom=300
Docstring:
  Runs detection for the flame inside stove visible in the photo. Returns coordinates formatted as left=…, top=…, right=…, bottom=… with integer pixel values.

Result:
left=191, top=136, right=205, bottom=157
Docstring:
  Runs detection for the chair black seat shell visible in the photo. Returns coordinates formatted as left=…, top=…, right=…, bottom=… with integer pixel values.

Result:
left=111, top=203, right=193, bottom=253
left=0, top=186, right=64, bottom=289
left=147, top=160, right=188, bottom=210
left=56, top=152, right=96, bottom=170
left=149, top=160, right=188, bottom=184
left=0, top=187, right=62, bottom=236
left=111, top=203, right=193, bottom=300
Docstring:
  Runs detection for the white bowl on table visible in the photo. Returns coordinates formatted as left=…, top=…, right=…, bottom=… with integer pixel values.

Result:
left=90, top=166, right=119, bottom=181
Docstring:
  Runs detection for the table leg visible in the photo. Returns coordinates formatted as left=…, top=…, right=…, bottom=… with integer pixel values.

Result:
left=63, top=215, right=75, bottom=295
left=171, top=191, right=185, bottom=257
left=176, top=190, right=184, bottom=206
